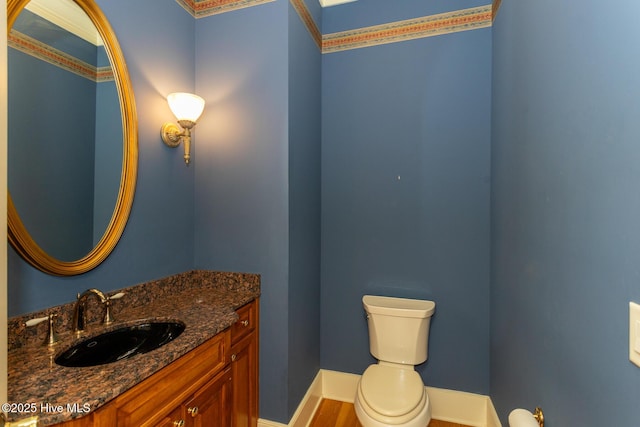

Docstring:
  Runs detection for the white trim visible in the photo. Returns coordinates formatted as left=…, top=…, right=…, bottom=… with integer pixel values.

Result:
left=426, top=387, right=490, bottom=427
left=25, top=0, right=103, bottom=46
left=289, top=371, right=323, bottom=427
left=258, top=420, right=287, bottom=427
left=258, top=371, right=323, bottom=427
left=319, top=0, right=357, bottom=7
left=318, top=369, right=360, bottom=402
left=487, top=399, right=502, bottom=427
left=259, top=370, right=502, bottom=427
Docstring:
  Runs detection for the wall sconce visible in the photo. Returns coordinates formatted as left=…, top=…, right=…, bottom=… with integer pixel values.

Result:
left=161, top=92, right=206, bottom=165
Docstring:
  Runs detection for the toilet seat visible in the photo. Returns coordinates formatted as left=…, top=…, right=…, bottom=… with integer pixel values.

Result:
left=358, top=364, right=426, bottom=424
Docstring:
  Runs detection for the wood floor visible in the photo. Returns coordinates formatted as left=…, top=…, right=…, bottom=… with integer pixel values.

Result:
left=309, top=399, right=472, bottom=427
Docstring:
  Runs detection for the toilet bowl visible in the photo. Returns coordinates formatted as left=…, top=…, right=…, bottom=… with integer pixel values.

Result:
left=354, top=364, right=431, bottom=427
left=354, top=295, right=435, bottom=427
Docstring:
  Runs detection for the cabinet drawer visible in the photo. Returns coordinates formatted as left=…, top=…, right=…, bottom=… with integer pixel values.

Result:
left=113, top=330, right=230, bottom=427
left=231, top=301, right=257, bottom=344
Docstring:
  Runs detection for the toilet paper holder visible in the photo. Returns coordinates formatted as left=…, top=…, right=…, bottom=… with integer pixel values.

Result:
left=533, top=407, right=544, bottom=427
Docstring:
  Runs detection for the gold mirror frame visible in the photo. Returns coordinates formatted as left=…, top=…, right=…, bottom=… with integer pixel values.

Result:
left=7, top=0, right=137, bottom=276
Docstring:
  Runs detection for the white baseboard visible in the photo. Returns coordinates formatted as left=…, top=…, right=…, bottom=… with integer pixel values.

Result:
left=259, top=369, right=502, bottom=427
left=258, top=420, right=288, bottom=427
left=290, top=371, right=323, bottom=427
left=318, top=369, right=360, bottom=403
left=425, top=386, right=493, bottom=427
left=258, top=371, right=323, bottom=427
left=486, top=400, right=502, bottom=427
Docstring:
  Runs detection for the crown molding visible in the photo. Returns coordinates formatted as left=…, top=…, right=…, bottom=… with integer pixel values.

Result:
left=25, top=0, right=102, bottom=46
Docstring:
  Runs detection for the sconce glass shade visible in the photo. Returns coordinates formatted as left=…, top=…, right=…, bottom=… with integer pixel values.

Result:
left=167, top=92, right=205, bottom=124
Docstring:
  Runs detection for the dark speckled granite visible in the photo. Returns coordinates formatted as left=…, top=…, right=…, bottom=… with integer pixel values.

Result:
left=7, top=270, right=260, bottom=425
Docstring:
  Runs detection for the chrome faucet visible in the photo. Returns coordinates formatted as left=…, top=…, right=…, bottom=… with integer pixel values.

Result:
left=72, top=288, right=108, bottom=334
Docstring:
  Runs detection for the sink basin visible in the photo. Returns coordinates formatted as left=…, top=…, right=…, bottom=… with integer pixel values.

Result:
left=55, top=321, right=185, bottom=367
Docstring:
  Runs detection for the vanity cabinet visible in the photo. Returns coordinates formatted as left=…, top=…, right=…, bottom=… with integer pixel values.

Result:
left=230, top=301, right=259, bottom=427
left=54, top=299, right=259, bottom=427
left=101, top=329, right=230, bottom=427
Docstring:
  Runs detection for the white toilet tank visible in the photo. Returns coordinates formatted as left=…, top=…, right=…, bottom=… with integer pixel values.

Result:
left=363, top=295, right=436, bottom=365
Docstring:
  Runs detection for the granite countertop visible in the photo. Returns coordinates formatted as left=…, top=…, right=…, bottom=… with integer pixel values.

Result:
left=6, top=270, right=260, bottom=426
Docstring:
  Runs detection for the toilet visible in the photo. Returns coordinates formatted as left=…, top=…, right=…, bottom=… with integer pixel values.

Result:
left=354, top=295, right=436, bottom=427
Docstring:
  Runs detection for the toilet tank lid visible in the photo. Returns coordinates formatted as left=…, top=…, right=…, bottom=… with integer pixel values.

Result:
left=363, top=295, right=435, bottom=318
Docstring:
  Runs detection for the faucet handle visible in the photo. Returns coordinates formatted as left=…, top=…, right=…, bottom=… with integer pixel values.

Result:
left=110, top=292, right=125, bottom=300
left=104, top=292, right=125, bottom=324
left=26, top=313, right=59, bottom=347
left=25, top=315, right=48, bottom=328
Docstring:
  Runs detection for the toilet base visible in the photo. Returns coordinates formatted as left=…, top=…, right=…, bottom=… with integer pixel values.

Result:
left=354, top=389, right=431, bottom=427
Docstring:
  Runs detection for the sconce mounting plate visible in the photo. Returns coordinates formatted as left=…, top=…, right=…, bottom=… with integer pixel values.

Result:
left=161, top=123, right=182, bottom=147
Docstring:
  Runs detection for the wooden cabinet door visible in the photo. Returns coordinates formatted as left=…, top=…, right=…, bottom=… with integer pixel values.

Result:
left=231, top=332, right=258, bottom=427
left=184, top=367, right=232, bottom=427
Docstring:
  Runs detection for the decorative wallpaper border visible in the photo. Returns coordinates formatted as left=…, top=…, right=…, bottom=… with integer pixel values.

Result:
left=8, top=30, right=113, bottom=82
left=176, top=0, right=497, bottom=53
left=493, top=0, right=502, bottom=21
left=177, top=0, right=275, bottom=18
left=290, top=0, right=322, bottom=49
left=322, top=5, right=493, bottom=53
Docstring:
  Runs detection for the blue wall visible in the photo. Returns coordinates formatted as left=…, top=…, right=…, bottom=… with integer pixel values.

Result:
left=321, top=0, right=485, bottom=33
left=193, top=2, right=291, bottom=422
left=9, top=0, right=491, bottom=422
left=287, top=0, right=322, bottom=419
left=320, top=13, right=492, bottom=394
left=14, top=0, right=640, bottom=425
left=9, top=0, right=321, bottom=423
left=491, top=0, right=640, bottom=424
left=192, top=1, right=321, bottom=421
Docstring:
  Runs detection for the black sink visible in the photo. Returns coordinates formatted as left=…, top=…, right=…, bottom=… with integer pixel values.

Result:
left=55, top=321, right=185, bottom=367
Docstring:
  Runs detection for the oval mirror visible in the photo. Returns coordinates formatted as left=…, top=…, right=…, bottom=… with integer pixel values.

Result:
left=7, top=0, right=137, bottom=276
